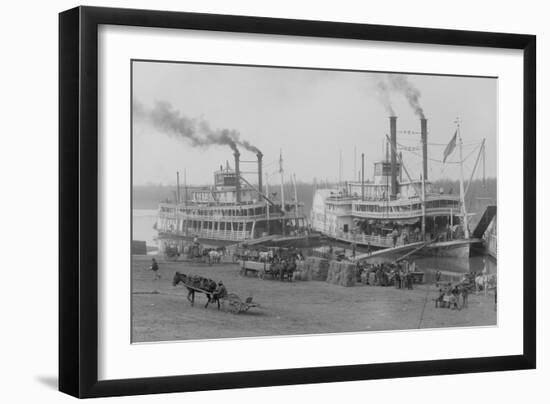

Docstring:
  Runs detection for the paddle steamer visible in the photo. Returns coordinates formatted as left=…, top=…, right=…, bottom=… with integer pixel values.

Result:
left=155, top=151, right=308, bottom=253
left=311, top=116, right=490, bottom=258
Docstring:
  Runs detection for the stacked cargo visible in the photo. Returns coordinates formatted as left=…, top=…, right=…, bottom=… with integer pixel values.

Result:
left=326, top=261, right=357, bottom=287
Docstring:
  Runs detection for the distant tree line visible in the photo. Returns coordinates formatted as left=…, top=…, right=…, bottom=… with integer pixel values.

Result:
left=133, top=177, right=496, bottom=227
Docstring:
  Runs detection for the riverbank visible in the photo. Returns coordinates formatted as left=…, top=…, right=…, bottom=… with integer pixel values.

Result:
left=132, top=255, right=496, bottom=343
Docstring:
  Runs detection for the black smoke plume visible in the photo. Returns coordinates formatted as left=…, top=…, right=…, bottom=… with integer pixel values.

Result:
left=133, top=100, right=260, bottom=153
left=387, top=74, right=425, bottom=119
left=375, top=78, right=395, bottom=116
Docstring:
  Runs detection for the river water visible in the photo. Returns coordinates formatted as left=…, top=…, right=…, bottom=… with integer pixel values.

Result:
left=133, top=209, right=157, bottom=247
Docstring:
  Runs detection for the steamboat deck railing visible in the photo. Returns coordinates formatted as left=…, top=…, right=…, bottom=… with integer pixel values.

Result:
left=157, top=211, right=301, bottom=222
left=323, top=230, right=409, bottom=248
left=350, top=207, right=457, bottom=219
left=158, top=228, right=251, bottom=242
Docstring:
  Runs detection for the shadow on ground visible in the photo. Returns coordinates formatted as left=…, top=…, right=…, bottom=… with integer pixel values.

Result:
left=36, top=375, right=58, bottom=390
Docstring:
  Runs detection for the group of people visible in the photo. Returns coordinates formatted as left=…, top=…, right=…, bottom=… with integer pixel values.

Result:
left=434, top=282, right=469, bottom=310
left=357, top=260, right=417, bottom=289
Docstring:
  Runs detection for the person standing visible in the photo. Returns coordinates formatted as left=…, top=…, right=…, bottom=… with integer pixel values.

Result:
left=150, top=258, right=160, bottom=280
left=392, top=229, right=398, bottom=247
left=461, top=285, right=469, bottom=308
left=450, top=286, right=461, bottom=310
left=435, top=270, right=442, bottom=285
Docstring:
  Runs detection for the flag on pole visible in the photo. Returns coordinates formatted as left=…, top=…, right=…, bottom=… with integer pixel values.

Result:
left=443, top=130, right=457, bottom=163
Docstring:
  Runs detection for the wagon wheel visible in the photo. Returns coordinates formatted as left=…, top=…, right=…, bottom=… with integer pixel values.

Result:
left=258, top=271, right=265, bottom=280
left=239, top=268, right=245, bottom=276
left=229, top=301, right=241, bottom=314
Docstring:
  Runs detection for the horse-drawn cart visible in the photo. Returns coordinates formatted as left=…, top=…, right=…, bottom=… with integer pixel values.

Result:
left=239, top=260, right=266, bottom=277
left=173, top=272, right=217, bottom=307
left=173, top=272, right=260, bottom=314
left=239, top=260, right=295, bottom=281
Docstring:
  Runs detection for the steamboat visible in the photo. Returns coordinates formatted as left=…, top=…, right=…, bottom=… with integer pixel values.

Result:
left=155, top=150, right=309, bottom=254
left=311, top=116, right=494, bottom=258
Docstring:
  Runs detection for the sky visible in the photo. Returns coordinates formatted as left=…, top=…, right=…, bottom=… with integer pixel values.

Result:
left=132, top=60, right=497, bottom=186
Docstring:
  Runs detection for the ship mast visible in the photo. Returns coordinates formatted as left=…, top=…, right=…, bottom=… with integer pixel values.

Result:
left=338, top=150, right=343, bottom=189
left=184, top=168, right=188, bottom=237
left=293, top=173, right=299, bottom=221
left=456, top=118, right=470, bottom=239
left=176, top=171, right=181, bottom=236
left=176, top=171, right=180, bottom=205
left=279, top=150, right=285, bottom=212
left=279, top=150, right=286, bottom=235
left=265, top=172, right=270, bottom=234
left=421, top=174, right=426, bottom=240
left=184, top=168, right=188, bottom=205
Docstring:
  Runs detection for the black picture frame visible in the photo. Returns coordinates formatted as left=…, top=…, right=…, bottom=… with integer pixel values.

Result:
left=59, top=5, right=536, bottom=398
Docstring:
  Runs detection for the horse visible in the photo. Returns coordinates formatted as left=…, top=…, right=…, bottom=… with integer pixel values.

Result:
left=283, top=260, right=297, bottom=281
left=172, top=272, right=217, bottom=307
left=208, top=250, right=221, bottom=264
left=273, top=259, right=295, bottom=281
left=187, top=244, right=202, bottom=260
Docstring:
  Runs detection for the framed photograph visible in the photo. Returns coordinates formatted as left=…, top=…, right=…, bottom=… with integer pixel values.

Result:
left=59, top=6, right=536, bottom=398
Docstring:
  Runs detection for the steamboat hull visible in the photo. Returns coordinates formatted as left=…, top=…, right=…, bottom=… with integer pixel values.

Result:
left=421, top=239, right=481, bottom=259
left=157, top=230, right=320, bottom=250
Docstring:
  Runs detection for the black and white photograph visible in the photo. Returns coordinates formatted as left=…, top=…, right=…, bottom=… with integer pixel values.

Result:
left=131, top=61, right=498, bottom=342
left=0, top=0, right=545, bottom=400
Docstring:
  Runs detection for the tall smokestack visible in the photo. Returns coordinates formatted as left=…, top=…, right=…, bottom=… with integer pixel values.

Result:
left=234, top=150, right=241, bottom=203
left=257, top=151, right=263, bottom=198
left=389, top=116, right=398, bottom=198
left=421, top=118, right=428, bottom=181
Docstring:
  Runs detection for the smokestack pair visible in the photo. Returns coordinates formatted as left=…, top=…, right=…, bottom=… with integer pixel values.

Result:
left=234, top=151, right=263, bottom=203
